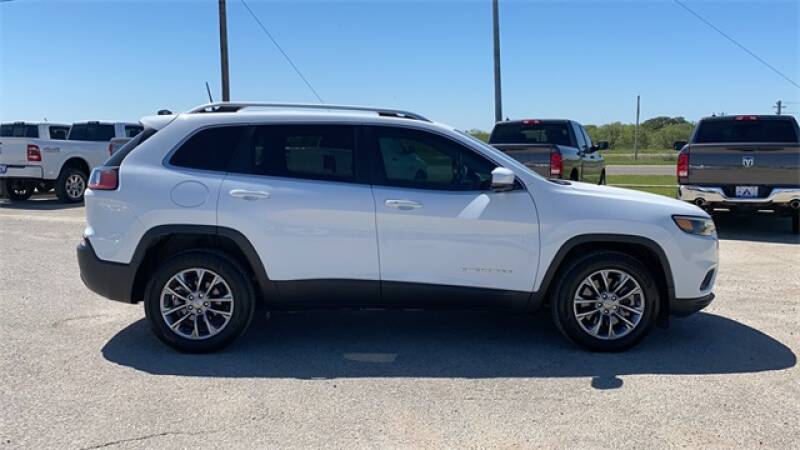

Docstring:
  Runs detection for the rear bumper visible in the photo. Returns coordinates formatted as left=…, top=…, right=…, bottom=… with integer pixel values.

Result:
left=77, top=239, right=136, bottom=303
left=679, top=185, right=800, bottom=207
left=670, top=293, right=715, bottom=317
left=0, top=165, right=44, bottom=179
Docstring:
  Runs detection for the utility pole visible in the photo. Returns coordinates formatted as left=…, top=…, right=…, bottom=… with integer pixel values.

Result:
left=634, top=95, right=640, bottom=160
left=492, top=0, right=503, bottom=123
left=218, top=0, right=230, bottom=102
left=775, top=99, right=783, bottom=115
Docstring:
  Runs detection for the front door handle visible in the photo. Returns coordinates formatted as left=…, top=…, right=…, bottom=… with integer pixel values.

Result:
left=229, top=189, right=270, bottom=200
left=385, top=199, right=422, bottom=210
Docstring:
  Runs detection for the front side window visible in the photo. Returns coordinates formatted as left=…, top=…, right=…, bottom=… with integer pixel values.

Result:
left=170, top=126, right=247, bottom=172
left=370, top=127, right=495, bottom=191
left=235, top=125, right=356, bottom=182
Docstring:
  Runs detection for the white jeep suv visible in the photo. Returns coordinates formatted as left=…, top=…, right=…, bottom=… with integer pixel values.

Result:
left=77, top=102, right=718, bottom=353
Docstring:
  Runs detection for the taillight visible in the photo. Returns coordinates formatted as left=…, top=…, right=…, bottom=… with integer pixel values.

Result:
left=27, top=144, right=41, bottom=161
left=677, top=151, right=689, bottom=179
left=734, top=115, right=758, bottom=121
left=550, top=151, right=563, bottom=177
left=88, top=167, right=119, bottom=190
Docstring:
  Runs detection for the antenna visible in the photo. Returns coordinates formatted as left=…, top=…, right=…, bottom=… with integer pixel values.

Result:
left=205, top=82, right=214, bottom=103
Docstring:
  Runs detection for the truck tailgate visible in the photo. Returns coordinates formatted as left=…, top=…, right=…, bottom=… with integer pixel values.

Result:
left=491, top=143, right=554, bottom=177
left=0, top=138, right=33, bottom=166
left=687, top=143, right=800, bottom=186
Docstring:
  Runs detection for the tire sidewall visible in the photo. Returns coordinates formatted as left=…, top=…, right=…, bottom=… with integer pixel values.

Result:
left=552, top=252, right=660, bottom=352
left=5, top=179, right=33, bottom=201
left=143, top=251, right=255, bottom=353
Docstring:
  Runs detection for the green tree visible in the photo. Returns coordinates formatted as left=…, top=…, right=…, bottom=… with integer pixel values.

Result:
left=466, top=129, right=490, bottom=142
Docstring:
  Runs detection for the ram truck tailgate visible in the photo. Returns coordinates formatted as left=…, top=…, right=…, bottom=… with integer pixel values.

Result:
left=490, top=143, right=555, bottom=177
left=685, top=143, right=800, bottom=186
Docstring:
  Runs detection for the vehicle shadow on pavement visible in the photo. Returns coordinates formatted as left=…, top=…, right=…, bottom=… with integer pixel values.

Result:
left=102, top=310, right=795, bottom=387
left=714, top=212, right=799, bottom=244
left=0, top=196, right=83, bottom=210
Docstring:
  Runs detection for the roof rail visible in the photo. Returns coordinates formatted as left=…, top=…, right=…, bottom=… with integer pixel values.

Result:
left=187, top=102, right=431, bottom=122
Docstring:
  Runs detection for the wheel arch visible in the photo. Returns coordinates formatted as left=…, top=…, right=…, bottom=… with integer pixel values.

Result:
left=530, top=234, right=675, bottom=324
left=61, top=157, right=91, bottom=176
left=129, top=225, right=277, bottom=306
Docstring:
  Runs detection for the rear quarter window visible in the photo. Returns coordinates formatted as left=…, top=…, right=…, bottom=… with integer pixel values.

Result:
left=694, top=119, right=799, bottom=143
left=1, top=123, right=39, bottom=138
left=169, top=126, right=247, bottom=172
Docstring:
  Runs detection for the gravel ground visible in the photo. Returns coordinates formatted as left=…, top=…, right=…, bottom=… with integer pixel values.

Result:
left=1, top=196, right=798, bottom=449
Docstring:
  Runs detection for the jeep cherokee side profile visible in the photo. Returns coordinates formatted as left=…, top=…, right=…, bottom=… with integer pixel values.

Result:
left=77, top=102, right=718, bottom=353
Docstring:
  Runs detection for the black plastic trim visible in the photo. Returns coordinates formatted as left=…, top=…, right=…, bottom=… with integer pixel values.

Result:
left=671, top=293, right=715, bottom=317
left=77, top=239, right=137, bottom=303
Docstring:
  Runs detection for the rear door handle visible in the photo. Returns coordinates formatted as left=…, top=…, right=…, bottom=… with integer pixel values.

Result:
left=229, top=189, right=270, bottom=200
left=385, top=199, right=422, bottom=210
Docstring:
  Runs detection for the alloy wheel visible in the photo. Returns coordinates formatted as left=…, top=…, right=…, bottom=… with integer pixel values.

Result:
left=572, top=269, right=645, bottom=340
left=160, top=268, right=235, bottom=340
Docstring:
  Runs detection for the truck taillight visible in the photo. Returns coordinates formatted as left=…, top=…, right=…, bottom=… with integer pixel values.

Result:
left=677, top=151, right=689, bottom=179
left=27, top=144, right=41, bottom=161
left=550, top=151, right=563, bottom=177
left=88, top=167, right=119, bottom=190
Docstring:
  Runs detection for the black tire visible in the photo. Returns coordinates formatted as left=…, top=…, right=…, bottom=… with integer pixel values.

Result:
left=792, top=210, right=799, bottom=235
left=550, top=251, right=660, bottom=352
left=143, top=251, right=256, bottom=353
left=5, top=179, right=34, bottom=201
left=55, top=167, right=87, bottom=203
left=599, top=170, right=607, bottom=185
left=35, top=182, right=53, bottom=194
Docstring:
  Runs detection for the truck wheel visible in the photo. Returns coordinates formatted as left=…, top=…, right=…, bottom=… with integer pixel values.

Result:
left=143, top=251, right=256, bottom=353
left=5, top=179, right=34, bottom=201
left=599, top=170, right=607, bottom=185
left=55, top=168, right=87, bottom=203
left=550, top=251, right=659, bottom=352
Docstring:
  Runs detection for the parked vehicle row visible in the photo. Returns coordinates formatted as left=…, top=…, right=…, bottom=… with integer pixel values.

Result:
left=77, top=102, right=718, bottom=353
left=674, top=115, right=800, bottom=234
left=0, top=120, right=142, bottom=202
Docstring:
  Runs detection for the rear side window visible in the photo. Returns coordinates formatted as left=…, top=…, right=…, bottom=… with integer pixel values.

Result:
left=125, top=125, right=143, bottom=137
left=233, top=125, right=356, bottom=182
left=106, top=128, right=158, bottom=166
left=169, top=126, right=247, bottom=172
left=68, top=123, right=115, bottom=141
left=1, top=123, right=39, bottom=138
left=490, top=122, right=572, bottom=146
left=694, top=118, right=798, bottom=143
left=49, top=126, right=69, bottom=140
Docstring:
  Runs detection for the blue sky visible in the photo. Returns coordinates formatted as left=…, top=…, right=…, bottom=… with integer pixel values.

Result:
left=1, top=0, right=798, bottom=130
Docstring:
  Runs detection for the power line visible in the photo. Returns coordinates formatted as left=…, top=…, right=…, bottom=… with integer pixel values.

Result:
left=673, top=0, right=799, bottom=89
left=239, top=0, right=324, bottom=103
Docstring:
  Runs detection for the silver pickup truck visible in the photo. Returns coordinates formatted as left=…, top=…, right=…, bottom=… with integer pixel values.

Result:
left=676, top=115, right=800, bottom=234
left=488, top=119, right=607, bottom=184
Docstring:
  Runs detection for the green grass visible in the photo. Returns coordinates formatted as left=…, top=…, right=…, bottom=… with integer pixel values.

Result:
left=608, top=174, right=677, bottom=197
left=604, top=154, right=677, bottom=165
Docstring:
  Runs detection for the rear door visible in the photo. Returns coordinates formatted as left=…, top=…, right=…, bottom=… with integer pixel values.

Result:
left=217, top=123, right=380, bottom=304
left=366, top=125, right=539, bottom=308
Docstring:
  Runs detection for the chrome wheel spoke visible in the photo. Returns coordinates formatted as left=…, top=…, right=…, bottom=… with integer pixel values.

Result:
left=572, top=268, right=645, bottom=341
left=160, top=267, right=234, bottom=340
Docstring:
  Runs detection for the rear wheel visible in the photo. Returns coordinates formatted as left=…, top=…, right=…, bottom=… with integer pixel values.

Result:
left=550, top=251, right=659, bottom=352
left=599, top=170, right=607, bottom=185
left=55, top=167, right=87, bottom=203
left=144, top=251, right=256, bottom=353
left=5, top=179, right=34, bottom=201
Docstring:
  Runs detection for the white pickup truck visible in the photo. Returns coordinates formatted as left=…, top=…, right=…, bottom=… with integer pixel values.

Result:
left=0, top=121, right=142, bottom=202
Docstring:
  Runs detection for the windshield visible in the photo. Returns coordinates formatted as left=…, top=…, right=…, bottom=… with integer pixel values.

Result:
left=490, top=122, right=572, bottom=145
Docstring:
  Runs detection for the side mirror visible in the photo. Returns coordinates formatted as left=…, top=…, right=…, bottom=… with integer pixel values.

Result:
left=673, top=140, right=687, bottom=151
left=491, top=167, right=515, bottom=192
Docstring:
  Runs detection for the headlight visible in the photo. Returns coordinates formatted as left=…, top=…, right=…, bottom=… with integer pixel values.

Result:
left=673, top=215, right=716, bottom=236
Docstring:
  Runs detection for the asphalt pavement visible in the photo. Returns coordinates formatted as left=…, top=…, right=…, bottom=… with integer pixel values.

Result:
left=1, top=196, right=798, bottom=449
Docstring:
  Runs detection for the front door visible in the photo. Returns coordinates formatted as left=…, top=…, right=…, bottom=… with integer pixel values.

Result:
left=365, top=126, right=540, bottom=308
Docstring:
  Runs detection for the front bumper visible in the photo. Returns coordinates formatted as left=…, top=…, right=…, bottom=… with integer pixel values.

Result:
left=0, top=165, right=44, bottom=179
left=77, top=239, right=137, bottom=303
left=679, top=185, right=800, bottom=207
left=671, top=293, right=715, bottom=317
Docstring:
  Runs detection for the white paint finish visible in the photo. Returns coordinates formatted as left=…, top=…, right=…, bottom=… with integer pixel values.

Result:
left=372, top=187, right=539, bottom=292
left=170, top=180, right=209, bottom=208
left=218, top=173, right=380, bottom=281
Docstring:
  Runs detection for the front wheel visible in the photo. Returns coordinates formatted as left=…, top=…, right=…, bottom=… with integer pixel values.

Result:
left=550, top=252, right=659, bottom=352
left=5, top=179, right=34, bottom=201
left=143, top=251, right=256, bottom=353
